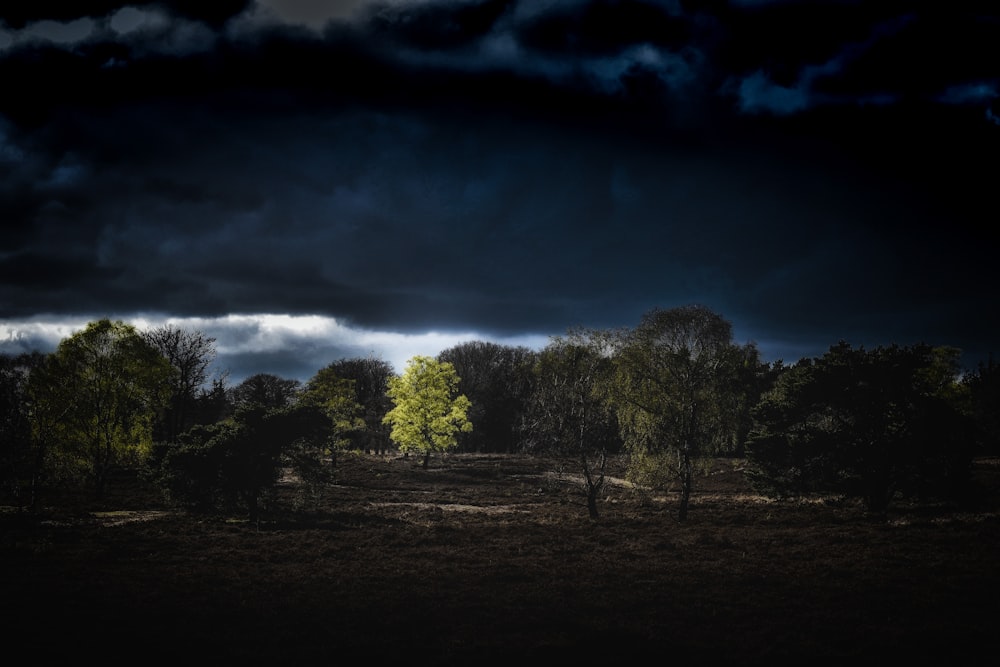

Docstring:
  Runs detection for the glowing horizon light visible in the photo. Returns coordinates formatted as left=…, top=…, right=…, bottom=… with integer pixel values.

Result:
left=0, top=313, right=553, bottom=384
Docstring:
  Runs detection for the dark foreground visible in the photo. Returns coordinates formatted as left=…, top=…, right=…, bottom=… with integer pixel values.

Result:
left=3, top=454, right=999, bottom=665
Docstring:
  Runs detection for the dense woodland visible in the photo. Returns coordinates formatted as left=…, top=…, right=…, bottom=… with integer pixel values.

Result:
left=1, top=305, right=998, bottom=522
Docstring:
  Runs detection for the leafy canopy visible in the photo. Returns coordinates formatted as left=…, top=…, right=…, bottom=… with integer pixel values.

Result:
left=29, top=319, right=174, bottom=494
left=294, top=366, right=367, bottom=473
left=746, top=342, right=973, bottom=512
left=609, top=305, right=744, bottom=520
left=383, top=356, right=472, bottom=464
left=299, top=367, right=366, bottom=442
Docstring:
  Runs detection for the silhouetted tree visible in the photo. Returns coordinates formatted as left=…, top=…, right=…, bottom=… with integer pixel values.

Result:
left=965, top=356, right=1000, bottom=456
left=0, top=352, right=47, bottom=506
left=720, top=343, right=775, bottom=457
left=229, top=373, right=300, bottom=411
left=318, top=356, right=395, bottom=455
left=156, top=421, right=235, bottom=513
left=143, top=324, right=218, bottom=442
left=191, top=374, right=233, bottom=425
left=156, top=405, right=326, bottom=523
left=522, top=329, right=621, bottom=518
left=438, top=341, right=536, bottom=453
left=746, top=342, right=974, bottom=513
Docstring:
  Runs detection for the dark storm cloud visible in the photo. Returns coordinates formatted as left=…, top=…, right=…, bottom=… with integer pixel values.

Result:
left=1, top=0, right=998, bottom=370
left=0, top=1, right=253, bottom=30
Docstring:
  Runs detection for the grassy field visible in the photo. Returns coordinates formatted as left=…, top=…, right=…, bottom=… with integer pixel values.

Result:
left=3, top=453, right=998, bottom=665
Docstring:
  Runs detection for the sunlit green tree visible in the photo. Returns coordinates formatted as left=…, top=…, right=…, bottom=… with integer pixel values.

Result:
left=383, top=356, right=472, bottom=468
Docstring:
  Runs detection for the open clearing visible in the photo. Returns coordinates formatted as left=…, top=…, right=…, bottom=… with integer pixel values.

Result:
left=3, top=454, right=998, bottom=665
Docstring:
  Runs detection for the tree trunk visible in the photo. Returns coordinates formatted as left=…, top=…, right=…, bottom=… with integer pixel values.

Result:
left=581, top=450, right=605, bottom=520
left=678, top=447, right=692, bottom=522
left=29, top=473, right=41, bottom=512
left=92, top=438, right=109, bottom=499
left=422, top=451, right=430, bottom=469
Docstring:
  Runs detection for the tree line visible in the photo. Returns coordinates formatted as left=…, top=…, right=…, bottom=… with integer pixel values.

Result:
left=1, top=305, right=997, bottom=522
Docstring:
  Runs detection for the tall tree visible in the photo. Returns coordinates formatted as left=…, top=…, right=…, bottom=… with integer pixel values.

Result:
left=297, top=366, right=365, bottom=468
left=720, top=342, right=774, bottom=457
left=319, top=356, right=395, bottom=455
left=143, top=324, right=217, bottom=442
left=522, top=329, right=621, bottom=518
left=383, top=356, right=472, bottom=468
left=28, top=319, right=174, bottom=497
left=438, top=341, right=536, bottom=453
left=609, top=305, right=743, bottom=521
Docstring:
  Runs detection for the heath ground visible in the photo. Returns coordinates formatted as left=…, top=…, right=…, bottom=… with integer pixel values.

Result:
left=3, top=453, right=998, bottom=665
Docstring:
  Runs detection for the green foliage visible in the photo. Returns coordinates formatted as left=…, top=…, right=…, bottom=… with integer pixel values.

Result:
left=746, top=342, right=975, bottom=513
left=296, top=366, right=366, bottom=468
left=383, top=356, right=473, bottom=467
left=625, top=450, right=687, bottom=503
left=317, top=357, right=395, bottom=454
left=27, top=319, right=174, bottom=497
left=609, top=305, right=745, bottom=520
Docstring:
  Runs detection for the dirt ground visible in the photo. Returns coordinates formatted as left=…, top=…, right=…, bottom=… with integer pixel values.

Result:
left=3, top=453, right=999, bottom=665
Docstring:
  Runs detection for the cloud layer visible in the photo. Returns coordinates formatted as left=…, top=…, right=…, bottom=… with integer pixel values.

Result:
left=2, top=0, right=998, bottom=375
left=0, top=313, right=549, bottom=383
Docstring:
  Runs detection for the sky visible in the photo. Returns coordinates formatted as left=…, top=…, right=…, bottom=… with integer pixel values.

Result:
left=1, top=0, right=998, bottom=384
